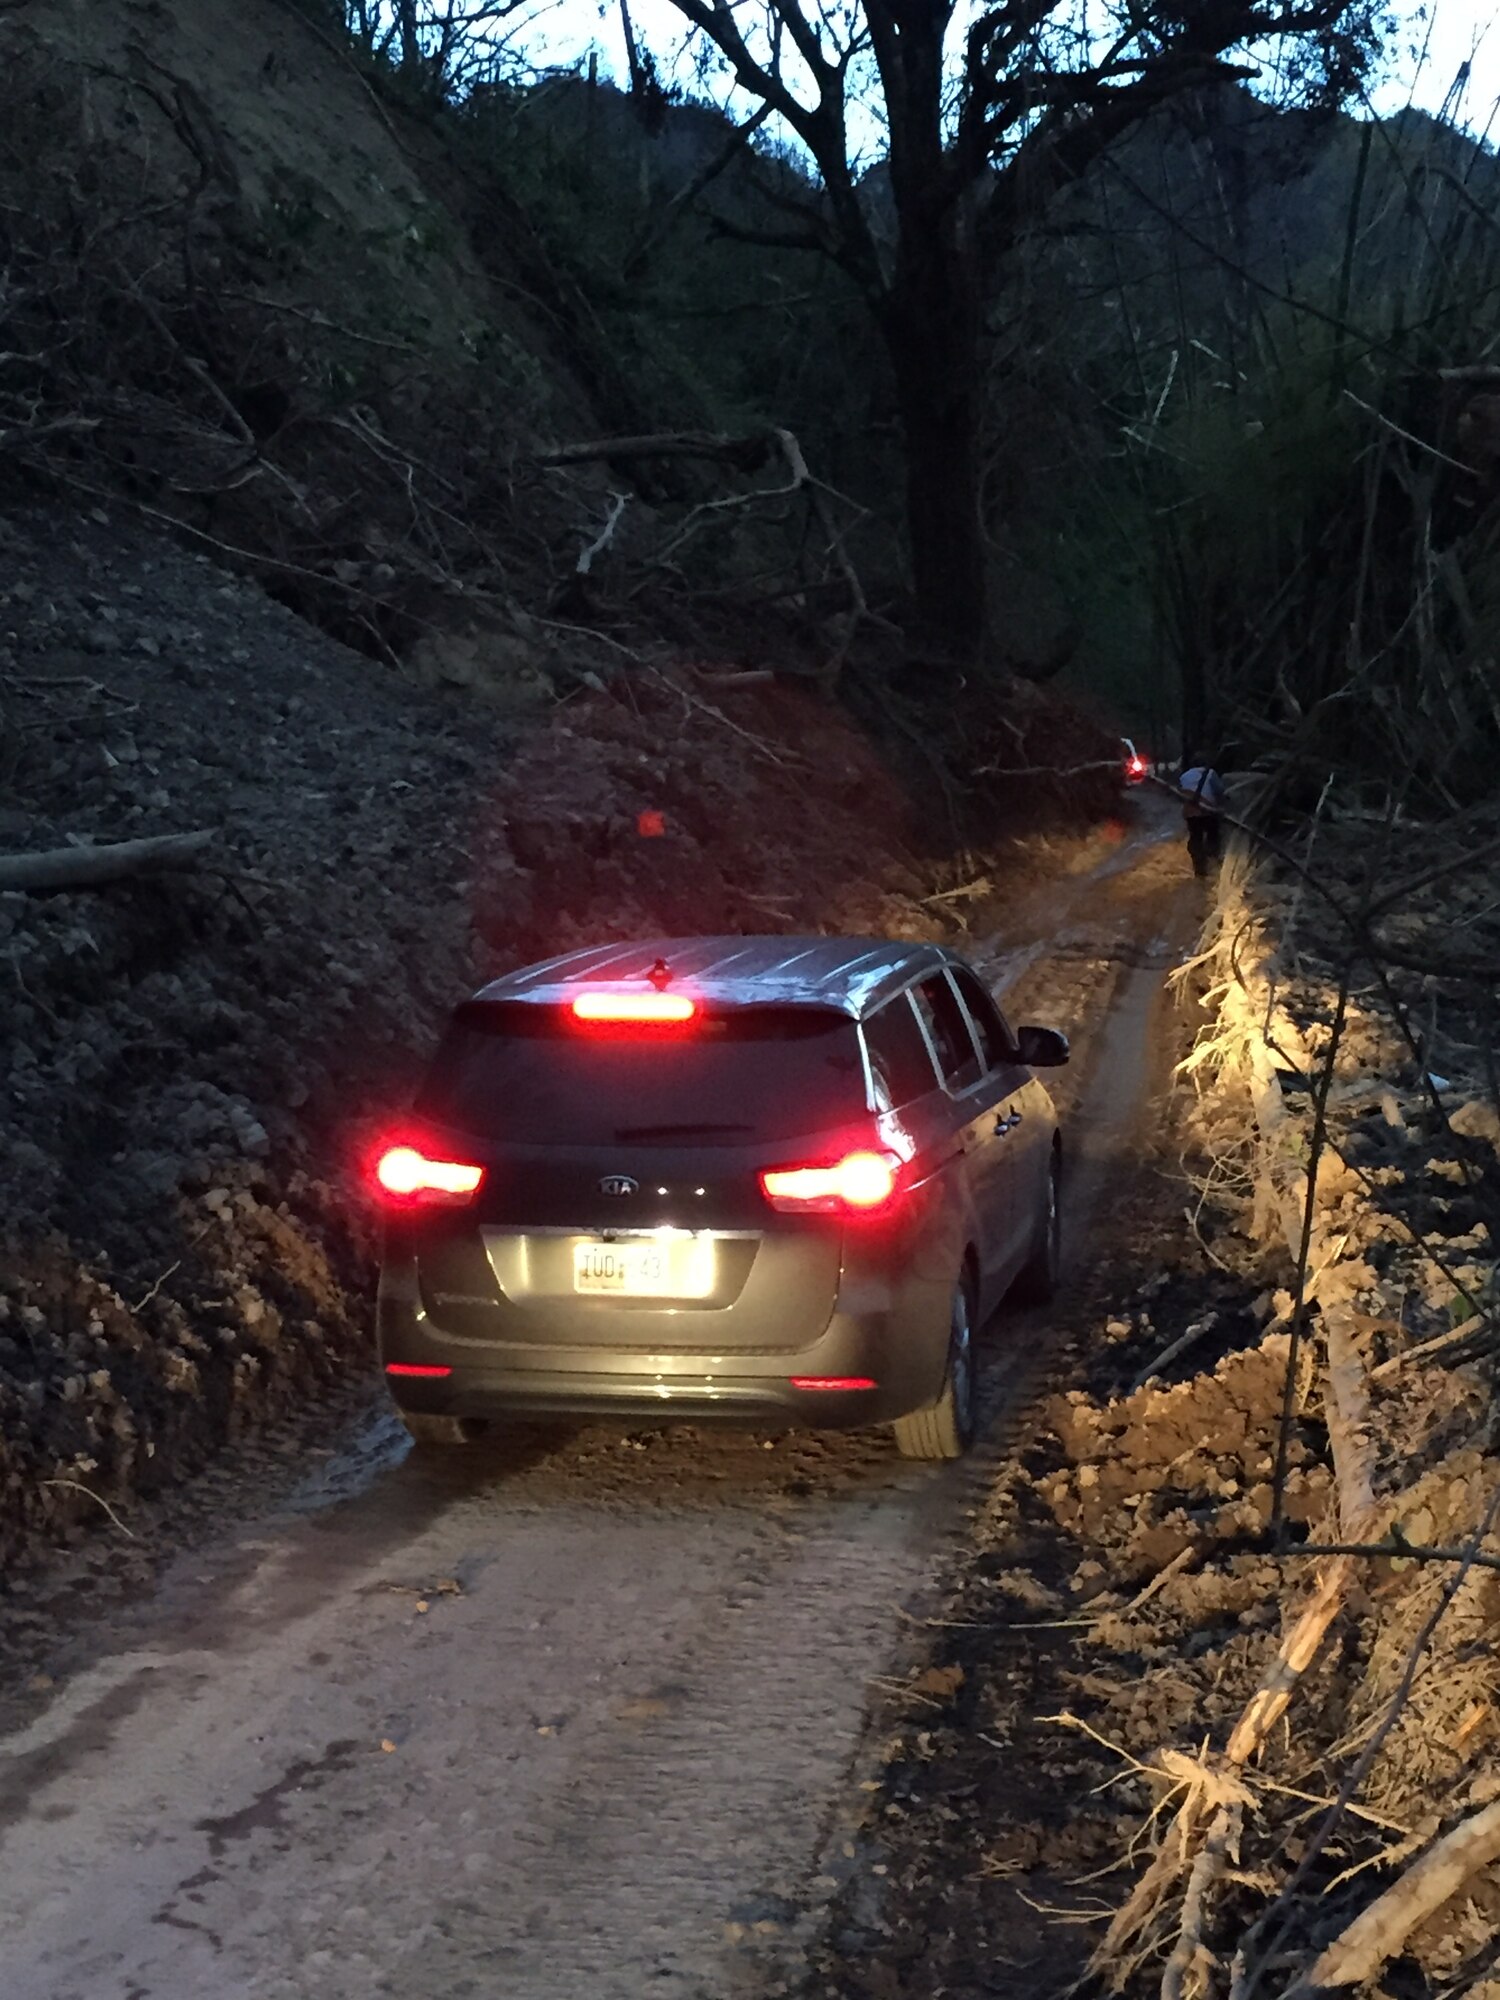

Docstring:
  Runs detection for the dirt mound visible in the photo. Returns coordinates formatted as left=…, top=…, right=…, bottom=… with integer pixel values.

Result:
left=814, top=829, right=1500, bottom=2000
left=472, top=668, right=939, bottom=961
left=1, top=501, right=1088, bottom=1561
left=1037, top=1335, right=1330, bottom=1575
left=0, top=0, right=628, bottom=661
left=0, top=504, right=501, bottom=1552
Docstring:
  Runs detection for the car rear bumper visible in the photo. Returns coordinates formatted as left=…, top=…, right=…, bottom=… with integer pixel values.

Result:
left=377, top=1284, right=941, bottom=1429
left=384, top=1365, right=897, bottom=1427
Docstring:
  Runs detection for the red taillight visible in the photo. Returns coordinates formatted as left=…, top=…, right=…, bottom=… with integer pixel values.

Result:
left=760, top=1149, right=901, bottom=1215
left=1127, top=756, right=1146, bottom=777
left=570, top=992, right=697, bottom=1024
left=790, top=1376, right=877, bottom=1392
left=373, top=1145, right=484, bottom=1206
left=385, top=1362, right=452, bottom=1378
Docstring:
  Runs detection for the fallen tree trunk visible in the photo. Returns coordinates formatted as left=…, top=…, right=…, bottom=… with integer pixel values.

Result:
left=0, top=829, right=216, bottom=891
left=1192, top=857, right=1385, bottom=1771
left=1163, top=1801, right=1244, bottom=2000
left=1287, top=1797, right=1500, bottom=1994
left=1222, top=1322, right=1386, bottom=1760
left=1094, top=847, right=1392, bottom=1989
left=533, top=430, right=776, bottom=470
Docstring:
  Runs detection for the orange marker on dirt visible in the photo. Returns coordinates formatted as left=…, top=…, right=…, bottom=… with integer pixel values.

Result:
left=637, top=810, right=666, bottom=838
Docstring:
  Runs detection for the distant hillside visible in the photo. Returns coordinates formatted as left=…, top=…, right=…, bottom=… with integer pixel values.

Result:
left=3, top=5, right=1493, bottom=740
left=967, top=85, right=1500, bottom=726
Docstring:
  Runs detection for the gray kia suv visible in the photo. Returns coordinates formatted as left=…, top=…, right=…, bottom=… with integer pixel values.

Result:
left=373, top=936, right=1066, bottom=1460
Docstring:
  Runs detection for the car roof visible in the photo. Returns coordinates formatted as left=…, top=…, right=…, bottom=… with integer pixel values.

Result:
left=470, top=935, right=956, bottom=1022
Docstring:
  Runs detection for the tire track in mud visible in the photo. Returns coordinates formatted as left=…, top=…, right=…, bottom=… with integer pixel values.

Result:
left=766, top=837, right=1204, bottom=1995
left=0, top=807, right=1202, bottom=2000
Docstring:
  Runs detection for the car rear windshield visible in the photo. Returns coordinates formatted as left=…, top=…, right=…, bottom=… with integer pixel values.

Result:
left=416, top=1000, right=870, bottom=1146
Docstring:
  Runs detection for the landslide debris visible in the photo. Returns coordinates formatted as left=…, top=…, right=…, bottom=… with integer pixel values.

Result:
left=809, top=826, right=1500, bottom=2000
left=0, top=502, right=1044, bottom=1562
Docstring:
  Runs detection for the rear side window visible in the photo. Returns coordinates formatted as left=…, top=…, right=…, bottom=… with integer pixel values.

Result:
left=949, top=967, right=1013, bottom=1072
left=911, top=975, right=982, bottom=1092
left=416, top=1001, right=868, bottom=1146
left=862, top=994, right=939, bottom=1111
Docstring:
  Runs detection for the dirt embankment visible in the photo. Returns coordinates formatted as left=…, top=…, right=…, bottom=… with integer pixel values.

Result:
left=0, top=0, right=626, bottom=658
left=0, top=502, right=1110, bottom=1564
left=812, top=829, right=1500, bottom=2000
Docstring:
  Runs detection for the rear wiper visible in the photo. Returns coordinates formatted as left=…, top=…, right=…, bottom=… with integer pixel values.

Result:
left=613, top=1121, right=755, bottom=1140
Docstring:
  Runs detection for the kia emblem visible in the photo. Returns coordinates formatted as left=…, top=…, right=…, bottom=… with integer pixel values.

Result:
left=598, top=1175, right=640, bottom=1197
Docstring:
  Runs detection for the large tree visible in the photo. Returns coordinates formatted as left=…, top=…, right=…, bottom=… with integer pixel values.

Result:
left=340, top=1, right=533, bottom=94
left=656, top=0, right=1383, bottom=665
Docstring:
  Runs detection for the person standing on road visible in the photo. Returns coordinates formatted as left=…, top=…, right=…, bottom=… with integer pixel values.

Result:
left=1177, top=759, right=1225, bottom=877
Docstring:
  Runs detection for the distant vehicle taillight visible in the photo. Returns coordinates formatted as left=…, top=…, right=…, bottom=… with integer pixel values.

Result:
left=759, top=1149, right=901, bottom=1216
left=373, top=1143, right=484, bottom=1207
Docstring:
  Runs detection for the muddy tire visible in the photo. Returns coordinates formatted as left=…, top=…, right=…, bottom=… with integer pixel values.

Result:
left=1012, top=1149, right=1061, bottom=1307
left=892, top=1275, right=976, bottom=1461
left=399, top=1411, right=475, bottom=1447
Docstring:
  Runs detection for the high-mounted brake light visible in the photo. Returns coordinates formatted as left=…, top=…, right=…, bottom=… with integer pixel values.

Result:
left=760, top=1149, right=901, bottom=1215
left=571, top=991, right=697, bottom=1024
left=373, top=1145, right=484, bottom=1205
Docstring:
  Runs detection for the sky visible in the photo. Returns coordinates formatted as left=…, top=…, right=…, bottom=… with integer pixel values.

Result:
left=516, top=0, right=1500, bottom=148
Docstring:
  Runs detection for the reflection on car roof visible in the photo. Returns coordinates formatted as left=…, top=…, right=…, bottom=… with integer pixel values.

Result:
left=473, top=936, right=954, bottom=1020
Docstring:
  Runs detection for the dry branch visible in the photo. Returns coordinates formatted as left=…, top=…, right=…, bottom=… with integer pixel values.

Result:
left=1323, top=1318, right=1379, bottom=1539
left=1370, top=1317, right=1500, bottom=1380
left=1194, top=858, right=1386, bottom=1700
left=1213, top=1324, right=1385, bottom=1765
left=534, top=430, right=776, bottom=469
left=575, top=493, right=629, bottom=576
left=0, top=829, right=216, bottom=892
left=1284, top=1798, right=1500, bottom=1993
left=1130, top=1315, right=1220, bottom=1390
left=1097, top=850, right=1396, bottom=1987
left=1163, top=1802, right=1243, bottom=2000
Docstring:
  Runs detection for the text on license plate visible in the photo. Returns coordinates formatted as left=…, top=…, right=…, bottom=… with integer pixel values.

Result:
left=573, top=1237, right=714, bottom=1298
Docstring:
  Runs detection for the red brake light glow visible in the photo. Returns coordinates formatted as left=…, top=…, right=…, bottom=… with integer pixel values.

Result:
left=1127, top=755, right=1146, bottom=776
left=760, top=1149, right=901, bottom=1215
left=373, top=1145, right=484, bottom=1205
left=571, top=992, right=697, bottom=1024
left=790, top=1376, right=877, bottom=1392
left=385, top=1362, right=453, bottom=1378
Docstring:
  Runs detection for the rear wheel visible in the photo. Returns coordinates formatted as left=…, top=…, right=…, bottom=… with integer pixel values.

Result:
left=399, top=1411, right=479, bottom=1447
left=1012, top=1149, right=1062, bottom=1306
left=893, top=1274, right=976, bottom=1461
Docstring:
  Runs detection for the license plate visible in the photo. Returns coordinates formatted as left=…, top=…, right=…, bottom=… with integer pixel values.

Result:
left=572, top=1237, right=714, bottom=1299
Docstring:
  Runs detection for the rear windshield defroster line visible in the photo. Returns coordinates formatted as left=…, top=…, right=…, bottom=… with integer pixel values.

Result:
left=416, top=1000, right=869, bottom=1147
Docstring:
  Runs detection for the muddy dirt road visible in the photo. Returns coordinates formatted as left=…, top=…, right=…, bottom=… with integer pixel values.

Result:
left=0, top=804, right=1197, bottom=2000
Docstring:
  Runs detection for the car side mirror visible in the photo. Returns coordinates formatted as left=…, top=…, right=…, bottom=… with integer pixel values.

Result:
left=1016, top=1024, right=1069, bottom=1069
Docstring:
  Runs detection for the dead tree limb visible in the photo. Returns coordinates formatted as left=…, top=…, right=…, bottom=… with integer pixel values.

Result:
left=0, top=829, right=215, bottom=891
left=1284, top=1798, right=1500, bottom=1994
left=1096, top=852, right=1391, bottom=1988
left=1240, top=1476, right=1500, bottom=1992
left=576, top=493, right=629, bottom=576
left=1217, top=873, right=1384, bottom=1767
left=1323, top=1319, right=1379, bottom=1537
left=623, top=103, right=772, bottom=280
left=534, top=431, right=776, bottom=470
left=1163, top=1801, right=1243, bottom=2000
